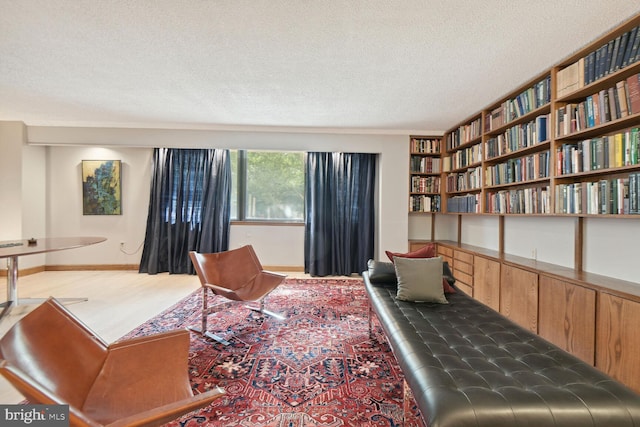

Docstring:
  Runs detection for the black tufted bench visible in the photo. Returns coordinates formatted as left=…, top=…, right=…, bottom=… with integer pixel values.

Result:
left=363, top=269, right=640, bottom=427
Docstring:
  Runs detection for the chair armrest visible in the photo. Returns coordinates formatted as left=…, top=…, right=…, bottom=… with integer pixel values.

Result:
left=205, top=282, right=235, bottom=294
left=103, top=387, right=225, bottom=427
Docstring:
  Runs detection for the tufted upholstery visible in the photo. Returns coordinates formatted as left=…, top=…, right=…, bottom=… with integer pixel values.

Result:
left=364, top=272, right=640, bottom=427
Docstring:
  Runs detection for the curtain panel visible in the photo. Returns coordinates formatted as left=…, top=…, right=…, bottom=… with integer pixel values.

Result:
left=139, top=148, right=231, bottom=274
left=304, top=152, right=376, bottom=276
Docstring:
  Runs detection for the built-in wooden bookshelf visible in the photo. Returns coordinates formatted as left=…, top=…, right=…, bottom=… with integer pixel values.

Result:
left=432, top=13, right=640, bottom=218
left=409, top=136, right=442, bottom=213
left=442, top=115, right=482, bottom=213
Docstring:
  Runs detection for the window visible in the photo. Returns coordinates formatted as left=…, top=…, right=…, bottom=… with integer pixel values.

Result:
left=231, top=150, right=305, bottom=221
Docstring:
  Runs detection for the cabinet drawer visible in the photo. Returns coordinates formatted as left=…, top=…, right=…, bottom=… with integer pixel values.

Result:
left=437, top=245, right=453, bottom=257
left=456, top=282, right=473, bottom=296
left=454, top=270, right=473, bottom=287
left=454, top=260, right=473, bottom=275
left=440, top=255, right=454, bottom=266
left=454, top=250, right=473, bottom=264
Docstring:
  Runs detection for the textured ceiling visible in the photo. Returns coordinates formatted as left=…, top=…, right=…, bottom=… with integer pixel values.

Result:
left=1, top=1, right=640, bottom=134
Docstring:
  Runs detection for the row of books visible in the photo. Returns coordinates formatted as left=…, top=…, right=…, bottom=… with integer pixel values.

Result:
left=556, top=128, right=639, bottom=175
left=555, top=174, right=640, bottom=215
left=445, top=167, right=481, bottom=193
left=410, top=155, right=441, bottom=174
left=485, top=151, right=551, bottom=186
left=446, top=194, right=479, bottom=213
left=410, top=176, right=440, bottom=193
left=446, top=117, right=482, bottom=151
left=557, top=24, right=640, bottom=97
left=442, top=144, right=482, bottom=172
left=485, top=76, right=551, bottom=131
left=485, top=186, right=551, bottom=214
left=410, top=137, right=441, bottom=154
left=409, top=195, right=441, bottom=213
left=485, top=114, right=550, bottom=160
left=556, top=73, right=640, bottom=137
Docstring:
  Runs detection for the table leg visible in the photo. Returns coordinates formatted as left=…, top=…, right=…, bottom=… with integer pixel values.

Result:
left=0, top=256, right=18, bottom=320
left=1, top=256, right=88, bottom=322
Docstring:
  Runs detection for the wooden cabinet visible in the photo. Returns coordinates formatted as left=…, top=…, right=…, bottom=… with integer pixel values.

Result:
left=596, top=293, right=640, bottom=393
left=538, top=275, right=596, bottom=365
left=473, top=256, right=500, bottom=311
left=431, top=241, right=640, bottom=392
left=436, top=244, right=453, bottom=266
left=500, top=264, right=538, bottom=332
left=452, top=250, right=473, bottom=295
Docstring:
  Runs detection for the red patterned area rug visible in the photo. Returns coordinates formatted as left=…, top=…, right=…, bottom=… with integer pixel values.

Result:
left=122, top=277, right=423, bottom=427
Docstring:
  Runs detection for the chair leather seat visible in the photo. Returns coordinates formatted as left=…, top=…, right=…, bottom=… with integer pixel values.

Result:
left=364, top=272, right=640, bottom=427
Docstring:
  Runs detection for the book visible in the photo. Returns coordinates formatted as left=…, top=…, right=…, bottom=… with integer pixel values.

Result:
left=629, top=25, right=640, bottom=64
left=616, top=80, right=629, bottom=117
left=610, top=35, right=622, bottom=74
left=627, top=74, right=640, bottom=115
left=622, top=27, right=638, bottom=67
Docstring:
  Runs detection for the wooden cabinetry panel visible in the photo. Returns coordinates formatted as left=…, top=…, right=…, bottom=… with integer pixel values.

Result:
left=456, top=282, right=473, bottom=296
left=474, top=256, right=501, bottom=311
left=500, top=265, right=538, bottom=333
left=539, top=276, right=595, bottom=365
left=437, top=245, right=453, bottom=265
left=596, top=293, right=640, bottom=394
left=453, top=249, right=473, bottom=292
left=409, top=241, right=432, bottom=252
left=454, top=250, right=473, bottom=264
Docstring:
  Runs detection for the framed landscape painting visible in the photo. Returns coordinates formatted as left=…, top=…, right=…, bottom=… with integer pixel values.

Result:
left=82, top=160, right=122, bottom=215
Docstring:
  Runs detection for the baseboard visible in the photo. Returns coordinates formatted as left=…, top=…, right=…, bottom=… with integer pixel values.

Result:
left=45, top=264, right=140, bottom=271
left=264, top=265, right=305, bottom=272
left=0, top=264, right=303, bottom=278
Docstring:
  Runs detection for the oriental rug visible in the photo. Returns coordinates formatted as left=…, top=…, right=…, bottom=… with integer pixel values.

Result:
left=122, top=277, right=422, bottom=427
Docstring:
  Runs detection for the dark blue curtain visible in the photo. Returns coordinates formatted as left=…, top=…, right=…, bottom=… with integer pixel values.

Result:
left=139, top=148, right=231, bottom=274
left=304, top=152, right=376, bottom=276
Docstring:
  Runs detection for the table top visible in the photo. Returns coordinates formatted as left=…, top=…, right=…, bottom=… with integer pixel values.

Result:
left=0, top=237, right=107, bottom=258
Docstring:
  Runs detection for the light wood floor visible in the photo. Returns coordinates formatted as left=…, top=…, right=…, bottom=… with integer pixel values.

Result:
left=0, top=269, right=311, bottom=404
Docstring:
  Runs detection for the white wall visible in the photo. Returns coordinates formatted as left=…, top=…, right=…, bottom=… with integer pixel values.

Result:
left=45, top=146, right=153, bottom=266
left=28, top=125, right=409, bottom=268
left=0, top=122, right=24, bottom=241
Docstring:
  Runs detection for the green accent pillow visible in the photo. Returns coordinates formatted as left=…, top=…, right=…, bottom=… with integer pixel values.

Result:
left=394, top=256, right=448, bottom=304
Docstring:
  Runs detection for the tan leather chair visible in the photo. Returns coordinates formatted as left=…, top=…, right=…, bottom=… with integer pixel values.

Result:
left=189, top=245, right=287, bottom=345
left=0, top=297, right=224, bottom=427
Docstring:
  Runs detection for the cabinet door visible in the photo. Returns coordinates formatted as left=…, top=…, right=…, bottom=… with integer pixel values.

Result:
left=500, top=265, right=538, bottom=333
left=597, top=293, right=640, bottom=394
left=539, top=276, right=595, bottom=365
left=473, top=256, right=500, bottom=311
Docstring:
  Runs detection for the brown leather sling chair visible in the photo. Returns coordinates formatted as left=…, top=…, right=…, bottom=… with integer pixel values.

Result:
left=0, top=297, right=225, bottom=427
left=188, top=245, right=287, bottom=345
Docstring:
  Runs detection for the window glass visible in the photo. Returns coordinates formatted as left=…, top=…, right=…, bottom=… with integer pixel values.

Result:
left=245, top=151, right=304, bottom=221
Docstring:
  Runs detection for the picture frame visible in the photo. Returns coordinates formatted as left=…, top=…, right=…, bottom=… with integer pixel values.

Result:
left=82, top=160, right=122, bottom=215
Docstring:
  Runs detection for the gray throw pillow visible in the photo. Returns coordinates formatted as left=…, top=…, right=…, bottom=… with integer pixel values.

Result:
left=394, top=256, right=448, bottom=304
